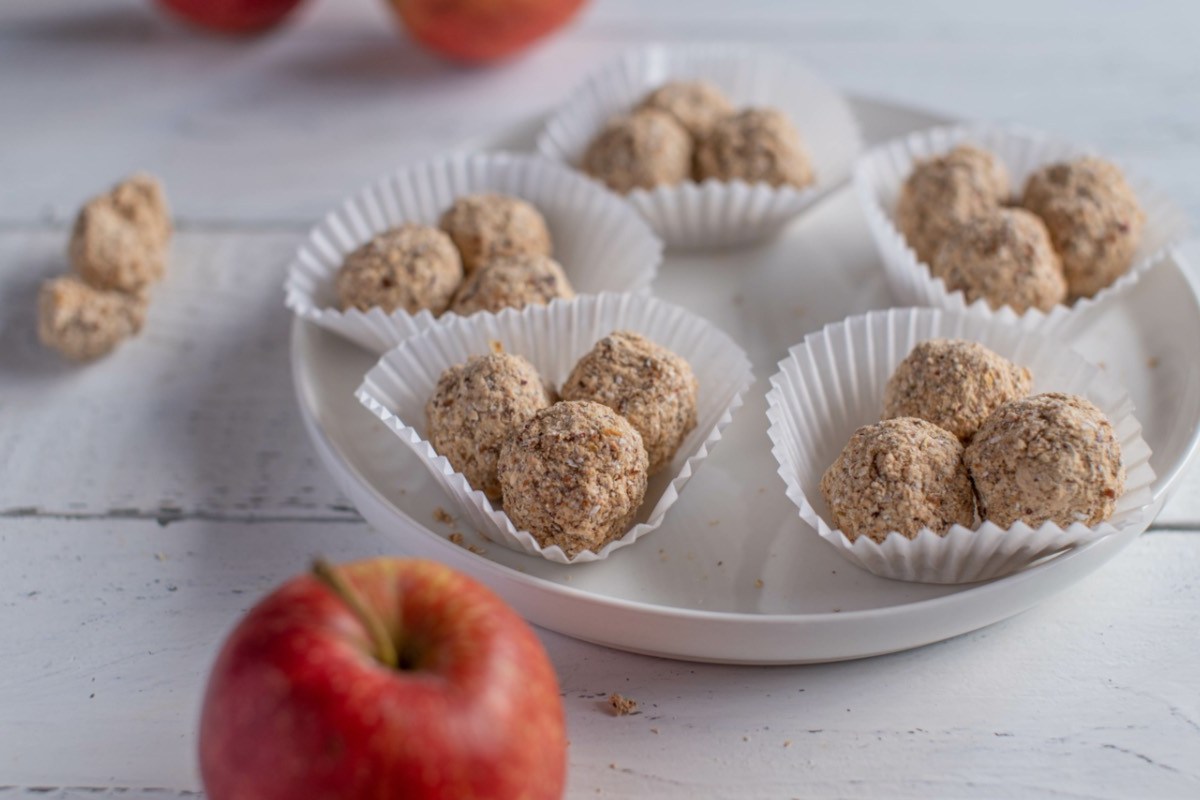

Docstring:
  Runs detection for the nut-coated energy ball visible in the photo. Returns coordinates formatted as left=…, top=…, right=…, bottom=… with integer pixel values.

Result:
left=499, top=401, right=649, bottom=557
left=336, top=224, right=463, bottom=315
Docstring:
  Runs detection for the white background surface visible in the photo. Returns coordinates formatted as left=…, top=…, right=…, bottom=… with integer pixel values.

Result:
left=1, top=0, right=1199, bottom=797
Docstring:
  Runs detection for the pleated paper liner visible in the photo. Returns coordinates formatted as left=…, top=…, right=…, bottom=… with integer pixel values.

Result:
left=854, top=122, right=1188, bottom=334
left=284, top=152, right=664, bottom=354
left=536, top=43, right=864, bottom=249
left=765, top=307, right=1156, bottom=584
left=356, top=292, right=753, bottom=564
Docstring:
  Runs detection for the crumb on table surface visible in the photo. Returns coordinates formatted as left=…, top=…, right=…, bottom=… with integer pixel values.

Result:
left=608, top=692, right=638, bottom=716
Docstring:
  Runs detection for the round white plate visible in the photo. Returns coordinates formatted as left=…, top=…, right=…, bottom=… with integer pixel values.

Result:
left=291, top=97, right=1200, bottom=664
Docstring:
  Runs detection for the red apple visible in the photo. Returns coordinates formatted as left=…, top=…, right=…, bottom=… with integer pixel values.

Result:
left=199, top=558, right=567, bottom=799
left=387, top=0, right=587, bottom=64
left=155, top=0, right=306, bottom=34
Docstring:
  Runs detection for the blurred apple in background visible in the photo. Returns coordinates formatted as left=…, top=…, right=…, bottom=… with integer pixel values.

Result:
left=199, top=558, right=567, bottom=800
left=156, top=0, right=307, bottom=34
left=388, top=0, right=588, bottom=63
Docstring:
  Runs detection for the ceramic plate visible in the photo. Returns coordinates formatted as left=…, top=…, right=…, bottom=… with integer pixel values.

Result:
left=291, top=97, right=1200, bottom=664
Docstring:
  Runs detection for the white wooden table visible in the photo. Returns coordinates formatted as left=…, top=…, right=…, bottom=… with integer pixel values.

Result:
left=3, top=0, right=1199, bottom=797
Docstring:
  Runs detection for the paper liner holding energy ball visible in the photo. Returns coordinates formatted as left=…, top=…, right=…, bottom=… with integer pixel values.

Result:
left=356, top=293, right=753, bottom=564
left=854, top=123, right=1187, bottom=333
left=284, top=152, right=663, bottom=354
left=765, top=307, right=1156, bottom=584
left=536, top=44, right=863, bottom=249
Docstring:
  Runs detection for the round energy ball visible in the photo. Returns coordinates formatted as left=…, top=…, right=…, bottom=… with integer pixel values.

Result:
left=884, top=339, right=1033, bottom=442
left=425, top=352, right=553, bottom=501
left=693, top=108, right=814, bottom=188
left=636, top=80, right=735, bottom=139
left=438, top=193, right=553, bottom=274
left=582, top=109, right=693, bottom=194
left=450, top=254, right=575, bottom=316
left=335, top=224, right=463, bottom=315
left=37, top=276, right=148, bottom=362
left=820, top=417, right=976, bottom=543
left=70, top=173, right=172, bottom=293
left=499, top=400, right=649, bottom=557
left=964, top=392, right=1125, bottom=529
left=560, top=330, right=698, bottom=475
left=895, top=144, right=1011, bottom=265
left=1021, top=157, right=1145, bottom=300
left=931, top=207, right=1067, bottom=313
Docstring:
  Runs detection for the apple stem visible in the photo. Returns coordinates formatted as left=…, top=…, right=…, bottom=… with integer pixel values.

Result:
left=311, top=558, right=399, bottom=670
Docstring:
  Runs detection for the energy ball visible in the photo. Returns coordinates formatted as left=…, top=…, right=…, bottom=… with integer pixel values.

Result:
left=931, top=207, right=1067, bottom=313
left=582, top=109, right=693, bottom=194
left=426, top=352, right=553, bottom=501
left=883, top=339, right=1033, bottom=442
left=450, top=254, right=575, bottom=316
left=70, top=173, right=172, bottom=293
left=895, top=145, right=1010, bottom=265
left=820, top=417, right=975, bottom=543
left=336, top=224, right=463, bottom=315
left=694, top=108, right=814, bottom=188
left=37, top=276, right=148, bottom=362
left=1021, top=157, right=1145, bottom=300
left=964, top=392, right=1125, bottom=529
left=499, top=400, right=649, bottom=557
left=438, top=193, right=553, bottom=274
left=636, top=80, right=735, bottom=139
left=560, top=330, right=698, bottom=475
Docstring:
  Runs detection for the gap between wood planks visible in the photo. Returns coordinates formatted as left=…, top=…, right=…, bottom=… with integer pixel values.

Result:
left=0, top=219, right=312, bottom=234
left=0, top=789, right=200, bottom=797
left=0, top=506, right=1196, bottom=534
left=0, top=506, right=362, bottom=527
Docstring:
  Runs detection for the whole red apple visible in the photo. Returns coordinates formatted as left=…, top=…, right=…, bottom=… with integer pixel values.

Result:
left=199, top=558, right=567, bottom=800
left=388, top=0, right=587, bottom=63
left=155, top=0, right=306, bottom=34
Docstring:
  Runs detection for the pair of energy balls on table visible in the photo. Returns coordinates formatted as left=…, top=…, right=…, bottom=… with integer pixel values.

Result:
left=821, top=339, right=1125, bottom=544
left=427, top=332, right=699, bottom=558
left=582, top=81, right=816, bottom=193
left=38, top=173, right=172, bottom=361
left=336, top=194, right=573, bottom=318
left=898, top=146, right=1145, bottom=312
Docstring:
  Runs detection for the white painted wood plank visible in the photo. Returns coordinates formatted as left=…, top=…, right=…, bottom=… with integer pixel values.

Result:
left=2, top=0, right=1199, bottom=225
left=0, top=520, right=1197, bottom=797
left=2, top=228, right=1199, bottom=526
left=0, top=229, right=351, bottom=519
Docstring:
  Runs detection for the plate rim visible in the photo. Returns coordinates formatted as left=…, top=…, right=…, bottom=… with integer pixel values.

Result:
left=289, top=95, right=1200, bottom=661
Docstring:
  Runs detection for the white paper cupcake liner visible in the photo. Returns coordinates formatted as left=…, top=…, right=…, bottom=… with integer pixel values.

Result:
left=854, top=123, right=1188, bottom=334
left=284, top=152, right=664, bottom=354
left=765, top=307, right=1156, bottom=584
left=536, top=44, right=864, bottom=249
left=356, top=292, right=753, bottom=564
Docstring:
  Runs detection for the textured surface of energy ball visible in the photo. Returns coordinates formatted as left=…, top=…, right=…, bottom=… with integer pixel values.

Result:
left=819, top=417, right=976, bottom=543
left=894, top=144, right=1010, bottom=265
left=931, top=207, right=1068, bottom=313
left=693, top=108, right=814, bottom=188
left=636, top=80, right=735, bottom=139
left=499, top=400, right=649, bottom=557
left=964, top=392, right=1125, bottom=529
left=336, top=224, right=463, bottom=315
left=1021, top=157, right=1145, bottom=299
left=884, top=338, right=1033, bottom=442
left=37, top=276, right=148, bottom=361
left=450, top=254, right=575, bottom=316
left=69, top=173, right=172, bottom=293
left=560, top=330, right=698, bottom=474
left=438, top=193, right=553, bottom=274
left=582, top=109, right=693, bottom=194
left=425, top=352, right=553, bottom=501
